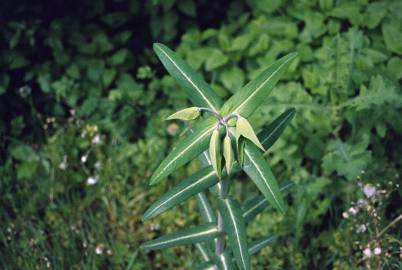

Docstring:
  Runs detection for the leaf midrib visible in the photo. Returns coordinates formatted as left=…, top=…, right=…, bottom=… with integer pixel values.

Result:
left=158, top=46, right=219, bottom=112
left=225, top=199, right=247, bottom=270
left=153, top=124, right=215, bottom=182
left=232, top=56, right=293, bottom=114
left=144, top=227, right=218, bottom=249
left=244, top=148, right=283, bottom=213
left=147, top=170, right=215, bottom=217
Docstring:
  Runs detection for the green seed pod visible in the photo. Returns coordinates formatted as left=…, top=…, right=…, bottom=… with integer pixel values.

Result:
left=166, top=107, right=200, bottom=121
left=223, top=135, right=234, bottom=175
left=209, top=129, right=221, bottom=178
left=236, top=116, right=265, bottom=151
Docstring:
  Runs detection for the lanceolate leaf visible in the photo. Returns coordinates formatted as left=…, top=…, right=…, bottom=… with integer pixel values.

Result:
left=153, top=43, right=223, bottom=112
left=196, top=192, right=217, bottom=223
left=166, top=107, right=200, bottom=121
left=196, top=243, right=214, bottom=262
left=236, top=116, right=264, bottom=151
left=209, top=129, right=222, bottom=178
left=143, top=167, right=217, bottom=220
left=259, top=108, right=296, bottom=150
left=248, top=236, right=278, bottom=255
left=193, top=261, right=216, bottom=270
left=218, top=197, right=249, bottom=270
left=242, top=141, right=286, bottom=214
left=150, top=119, right=216, bottom=185
left=242, top=181, right=294, bottom=223
left=141, top=223, right=222, bottom=251
left=218, top=251, right=236, bottom=270
left=223, top=135, right=234, bottom=175
left=220, top=52, right=297, bottom=118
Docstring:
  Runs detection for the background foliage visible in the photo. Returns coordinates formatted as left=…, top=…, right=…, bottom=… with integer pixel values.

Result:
left=1, top=0, right=401, bottom=269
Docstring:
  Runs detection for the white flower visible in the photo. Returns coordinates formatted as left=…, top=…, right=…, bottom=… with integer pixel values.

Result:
left=348, top=207, right=358, bottom=215
left=92, top=134, right=101, bottom=145
left=342, top=212, right=349, bottom=219
left=87, top=176, right=98, bottom=185
left=356, top=224, right=367, bottom=233
left=95, top=245, right=103, bottom=255
left=81, top=155, right=88, bottom=163
left=363, top=184, right=376, bottom=198
left=94, top=161, right=102, bottom=170
left=374, top=247, right=381, bottom=255
left=59, top=162, right=67, bottom=170
left=363, top=248, right=372, bottom=258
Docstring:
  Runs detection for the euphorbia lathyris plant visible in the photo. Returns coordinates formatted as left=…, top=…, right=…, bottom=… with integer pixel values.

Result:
left=141, top=43, right=297, bottom=269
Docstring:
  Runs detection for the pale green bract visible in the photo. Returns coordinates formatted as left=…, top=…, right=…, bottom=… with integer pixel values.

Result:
left=142, top=43, right=297, bottom=268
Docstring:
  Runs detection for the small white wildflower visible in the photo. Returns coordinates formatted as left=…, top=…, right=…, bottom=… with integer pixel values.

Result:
left=59, top=162, right=67, bottom=170
left=95, top=245, right=103, bottom=255
left=363, top=248, right=372, bottom=258
left=363, top=184, right=376, bottom=198
left=374, top=247, right=381, bottom=255
left=356, top=224, right=367, bottom=233
left=92, top=134, right=101, bottom=145
left=18, top=85, right=31, bottom=98
left=87, top=176, right=98, bottom=185
left=348, top=207, right=358, bottom=215
left=342, top=212, right=349, bottom=219
left=106, top=249, right=113, bottom=255
left=81, top=130, right=87, bottom=138
left=94, top=161, right=102, bottom=170
left=81, top=155, right=88, bottom=163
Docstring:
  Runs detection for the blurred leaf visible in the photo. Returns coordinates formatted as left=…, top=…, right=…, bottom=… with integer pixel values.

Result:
left=205, top=49, right=229, bottom=71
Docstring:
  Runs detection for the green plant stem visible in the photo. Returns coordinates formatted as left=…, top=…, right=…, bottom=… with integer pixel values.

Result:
left=215, top=177, right=230, bottom=255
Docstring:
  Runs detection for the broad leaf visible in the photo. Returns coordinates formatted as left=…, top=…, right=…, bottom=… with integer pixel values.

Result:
left=259, top=108, right=296, bottom=150
left=141, top=223, right=222, bottom=251
left=248, top=236, right=278, bottom=255
left=150, top=118, right=216, bottom=185
left=143, top=166, right=218, bottom=220
left=242, top=182, right=294, bottom=223
left=218, top=197, right=249, bottom=270
left=154, top=43, right=223, bottom=112
left=220, top=52, right=297, bottom=118
left=196, top=192, right=217, bottom=223
left=242, top=141, right=286, bottom=214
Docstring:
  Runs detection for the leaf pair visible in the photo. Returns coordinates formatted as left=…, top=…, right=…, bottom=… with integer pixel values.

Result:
left=209, top=129, right=235, bottom=178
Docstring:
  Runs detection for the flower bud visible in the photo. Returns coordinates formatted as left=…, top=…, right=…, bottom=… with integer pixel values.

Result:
left=166, top=107, right=200, bottom=121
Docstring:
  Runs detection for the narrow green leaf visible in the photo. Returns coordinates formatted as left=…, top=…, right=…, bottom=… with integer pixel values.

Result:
left=141, top=223, right=222, bottom=251
left=209, top=129, right=222, bottom=178
left=193, top=261, right=216, bottom=270
left=166, top=107, right=200, bottom=121
left=196, top=192, right=217, bottom=223
left=237, top=137, right=246, bottom=167
left=242, top=182, right=294, bottom=223
left=153, top=43, right=223, bottom=112
left=220, top=52, right=297, bottom=118
left=259, top=108, right=296, bottom=150
left=143, top=167, right=218, bottom=220
left=150, top=119, right=216, bottom=185
left=196, top=243, right=214, bottom=262
left=248, top=236, right=278, bottom=255
left=242, top=141, right=286, bottom=214
left=237, top=117, right=264, bottom=151
left=223, top=135, right=234, bottom=175
left=218, top=197, right=249, bottom=270
left=218, top=251, right=236, bottom=270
